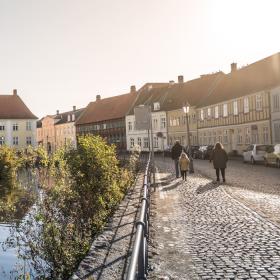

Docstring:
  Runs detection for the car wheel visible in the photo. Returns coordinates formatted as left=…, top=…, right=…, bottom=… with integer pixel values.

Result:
left=251, top=156, right=255, bottom=165
left=277, top=159, right=280, bottom=168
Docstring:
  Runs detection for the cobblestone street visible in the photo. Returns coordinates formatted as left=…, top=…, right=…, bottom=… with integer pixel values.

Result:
left=149, top=158, right=280, bottom=280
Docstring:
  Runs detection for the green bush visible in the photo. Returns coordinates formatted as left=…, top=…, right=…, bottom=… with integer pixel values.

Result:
left=10, top=135, right=139, bottom=279
left=0, top=146, right=20, bottom=187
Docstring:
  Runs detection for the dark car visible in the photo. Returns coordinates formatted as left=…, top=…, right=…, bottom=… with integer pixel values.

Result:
left=196, top=145, right=214, bottom=159
left=190, top=145, right=200, bottom=159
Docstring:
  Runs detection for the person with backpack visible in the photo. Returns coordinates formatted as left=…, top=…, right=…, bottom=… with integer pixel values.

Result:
left=171, top=140, right=183, bottom=178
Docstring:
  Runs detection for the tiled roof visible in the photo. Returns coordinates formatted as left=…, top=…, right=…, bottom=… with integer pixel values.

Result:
left=197, top=52, right=280, bottom=107
left=127, top=73, right=224, bottom=114
left=0, top=93, right=37, bottom=119
left=75, top=92, right=137, bottom=125
left=55, top=108, right=85, bottom=125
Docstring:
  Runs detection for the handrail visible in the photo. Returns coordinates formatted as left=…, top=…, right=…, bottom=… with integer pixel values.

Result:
left=126, top=153, right=151, bottom=280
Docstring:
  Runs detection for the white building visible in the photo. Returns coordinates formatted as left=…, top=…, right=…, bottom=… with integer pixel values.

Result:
left=126, top=109, right=168, bottom=152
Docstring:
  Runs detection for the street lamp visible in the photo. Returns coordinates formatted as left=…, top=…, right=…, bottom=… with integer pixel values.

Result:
left=183, top=104, right=194, bottom=173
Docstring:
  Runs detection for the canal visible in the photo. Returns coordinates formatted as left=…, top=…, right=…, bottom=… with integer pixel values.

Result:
left=0, top=170, right=38, bottom=279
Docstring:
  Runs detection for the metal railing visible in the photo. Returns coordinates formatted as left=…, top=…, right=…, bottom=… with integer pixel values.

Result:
left=126, top=153, right=151, bottom=280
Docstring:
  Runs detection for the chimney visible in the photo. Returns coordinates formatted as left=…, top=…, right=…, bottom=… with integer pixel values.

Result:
left=73, top=106, right=76, bottom=111
left=178, top=75, right=184, bottom=83
left=13, top=89, right=17, bottom=95
left=169, top=80, right=175, bottom=86
left=231, top=62, right=237, bottom=73
left=56, top=110, right=59, bottom=115
left=130, top=85, right=136, bottom=93
left=96, top=94, right=101, bottom=101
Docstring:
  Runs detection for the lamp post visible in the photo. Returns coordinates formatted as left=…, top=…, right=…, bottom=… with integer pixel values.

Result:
left=183, top=104, right=194, bottom=173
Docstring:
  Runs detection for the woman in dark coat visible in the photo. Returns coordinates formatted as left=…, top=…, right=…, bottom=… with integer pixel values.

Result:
left=210, top=142, right=228, bottom=182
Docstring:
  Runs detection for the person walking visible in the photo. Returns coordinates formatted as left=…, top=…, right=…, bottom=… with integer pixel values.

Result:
left=171, top=140, right=183, bottom=178
left=179, top=152, right=190, bottom=181
left=210, top=142, right=228, bottom=182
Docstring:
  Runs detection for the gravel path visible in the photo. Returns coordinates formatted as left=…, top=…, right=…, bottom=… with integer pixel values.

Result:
left=149, top=158, right=280, bottom=280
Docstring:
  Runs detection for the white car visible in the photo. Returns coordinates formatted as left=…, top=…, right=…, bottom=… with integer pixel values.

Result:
left=243, top=144, right=272, bottom=164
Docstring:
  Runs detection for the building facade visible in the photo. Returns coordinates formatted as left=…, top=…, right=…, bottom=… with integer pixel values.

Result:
left=75, top=90, right=137, bottom=152
left=197, top=91, right=271, bottom=153
left=271, top=86, right=280, bottom=144
left=0, top=90, right=37, bottom=149
left=126, top=110, right=168, bottom=152
left=37, top=107, right=84, bottom=153
left=167, top=107, right=198, bottom=147
left=195, top=53, right=280, bottom=154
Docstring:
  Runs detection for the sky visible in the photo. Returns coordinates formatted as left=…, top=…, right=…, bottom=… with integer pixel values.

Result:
left=1, top=0, right=280, bottom=118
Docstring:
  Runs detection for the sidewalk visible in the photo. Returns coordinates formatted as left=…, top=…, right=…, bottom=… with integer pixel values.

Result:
left=149, top=158, right=280, bottom=280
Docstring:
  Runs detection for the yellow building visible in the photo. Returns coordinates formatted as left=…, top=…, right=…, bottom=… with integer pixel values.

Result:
left=0, top=89, right=37, bottom=149
left=166, top=73, right=224, bottom=147
left=196, top=54, right=280, bottom=154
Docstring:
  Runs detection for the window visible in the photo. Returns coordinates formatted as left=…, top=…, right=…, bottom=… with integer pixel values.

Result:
left=215, top=106, right=219, bottom=118
left=153, top=102, right=160, bottom=111
left=223, top=130, right=228, bottom=144
left=274, top=122, right=280, bottom=142
left=160, top=117, right=166, bottom=129
left=223, top=104, right=228, bottom=117
left=237, top=129, right=243, bottom=144
left=128, top=121, right=132, bottom=131
left=26, top=121, right=32, bottom=131
left=245, top=127, right=250, bottom=144
left=72, top=114, right=75, bottom=121
left=200, top=110, right=204, bottom=120
left=13, top=136, right=19, bottom=145
left=144, top=137, right=149, bottom=148
left=26, top=136, right=32, bottom=145
left=207, top=108, right=211, bottom=118
left=233, top=101, right=238, bottom=115
left=256, top=95, right=262, bottom=111
left=153, top=119, right=158, bottom=129
left=0, top=125, right=4, bottom=131
left=67, top=115, right=71, bottom=122
left=273, top=94, right=280, bottom=112
left=263, top=127, right=269, bottom=144
left=0, top=136, right=5, bottom=145
left=13, top=123, right=18, bottom=131
left=137, top=137, right=142, bottom=147
left=154, top=137, right=158, bottom=148
left=130, top=138, right=134, bottom=148
left=103, top=123, right=107, bottom=129
left=244, top=97, right=249, bottom=113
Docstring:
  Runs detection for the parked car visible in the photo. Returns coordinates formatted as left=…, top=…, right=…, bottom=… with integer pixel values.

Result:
left=196, top=145, right=214, bottom=159
left=243, top=144, right=273, bottom=164
left=190, top=145, right=200, bottom=158
left=264, top=144, right=280, bottom=168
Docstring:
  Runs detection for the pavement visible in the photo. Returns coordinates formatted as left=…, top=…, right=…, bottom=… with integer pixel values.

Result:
left=148, top=157, right=280, bottom=280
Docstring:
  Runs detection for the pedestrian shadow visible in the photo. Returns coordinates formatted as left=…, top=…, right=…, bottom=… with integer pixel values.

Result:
left=158, top=174, right=174, bottom=183
left=196, top=181, right=220, bottom=194
left=161, top=180, right=181, bottom=192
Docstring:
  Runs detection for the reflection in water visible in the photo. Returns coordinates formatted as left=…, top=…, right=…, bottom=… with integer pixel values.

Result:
left=0, top=170, right=38, bottom=279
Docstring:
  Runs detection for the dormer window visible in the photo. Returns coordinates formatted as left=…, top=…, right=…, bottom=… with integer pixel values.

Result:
left=153, top=102, right=160, bottom=111
left=72, top=114, right=75, bottom=121
left=67, top=115, right=71, bottom=122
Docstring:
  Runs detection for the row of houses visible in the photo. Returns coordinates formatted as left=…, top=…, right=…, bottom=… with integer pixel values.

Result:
left=1, top=52, right=280, bottom=154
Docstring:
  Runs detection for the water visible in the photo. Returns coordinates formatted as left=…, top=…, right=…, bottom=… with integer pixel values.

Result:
left=0, top=170, right=38, bottom=279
